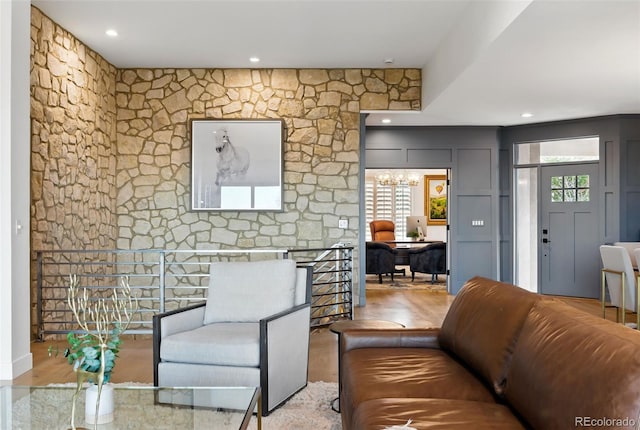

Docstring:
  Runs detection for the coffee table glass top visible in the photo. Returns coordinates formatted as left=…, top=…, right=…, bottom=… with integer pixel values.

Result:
left=1, top=385, right=260, bottom=430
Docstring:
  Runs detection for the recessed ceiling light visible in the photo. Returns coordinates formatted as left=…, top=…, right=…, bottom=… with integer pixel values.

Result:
left=384, top=58, right=394, bottom=64
left=381, top=118, right=392, bottom=124
left=105, top=29, right=118, bottom=37
left=521, top=112, right=533, bottom=118
left=249, top=57, right=260, bottom=63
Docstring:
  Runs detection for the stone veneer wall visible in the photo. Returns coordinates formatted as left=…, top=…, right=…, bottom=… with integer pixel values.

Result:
left=28, top=7, right=421, bottom=336
left=30, top=8, right=118, bottom=337
left=30, top=8, right=118, bottom=252
left=116, top=68, right=420, bottom=251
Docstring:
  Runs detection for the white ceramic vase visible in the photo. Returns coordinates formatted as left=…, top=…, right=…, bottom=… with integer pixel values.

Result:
left=85, top=383, right=114, bottom=425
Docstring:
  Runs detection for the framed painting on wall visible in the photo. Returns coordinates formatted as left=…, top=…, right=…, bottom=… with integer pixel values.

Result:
left=190, top=119, right=285, bottom=211
left=424, top=175, right=447, bottom=225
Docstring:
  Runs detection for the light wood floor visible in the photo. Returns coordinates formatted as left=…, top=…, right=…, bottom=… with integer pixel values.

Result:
left=7, top=283, right=616, bottom=386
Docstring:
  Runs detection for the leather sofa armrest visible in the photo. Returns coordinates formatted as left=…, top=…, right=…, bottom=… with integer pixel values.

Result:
left=341, top=328, right=442, bottom=353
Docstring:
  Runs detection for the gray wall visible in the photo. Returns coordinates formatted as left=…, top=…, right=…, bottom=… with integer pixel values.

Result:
left=499, top=144, right=511, bottom=282
left=619, top=117, right=640, bottom=241
left=364, top=115, right=640, bottom=297
left=500, top=114, right=640, bottom=283
left=364, top=126, right=501, bottom=294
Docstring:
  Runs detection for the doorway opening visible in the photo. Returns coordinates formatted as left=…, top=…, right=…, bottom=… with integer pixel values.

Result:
left=514, top=137, right=600, bottom=297
left=364, top=168, right=449, bottom=290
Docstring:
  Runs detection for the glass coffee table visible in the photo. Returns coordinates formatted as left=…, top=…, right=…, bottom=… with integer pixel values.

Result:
left=1, top=385, right=261, bottom=429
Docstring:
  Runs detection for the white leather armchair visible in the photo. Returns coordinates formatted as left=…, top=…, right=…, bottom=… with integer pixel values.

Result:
left=153, top=259, right=313, bottom=415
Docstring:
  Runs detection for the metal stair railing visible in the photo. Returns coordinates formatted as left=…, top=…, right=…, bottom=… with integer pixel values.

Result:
left=285, top=243, right=353, bottom=327
left=34, top=244, right=353, bottom=339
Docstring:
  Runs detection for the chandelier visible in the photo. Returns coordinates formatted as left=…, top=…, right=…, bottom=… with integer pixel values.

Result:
left=375, top=171, right=420, bottom=187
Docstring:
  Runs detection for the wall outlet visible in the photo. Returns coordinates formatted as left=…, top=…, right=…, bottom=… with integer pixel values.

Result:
left=338, top=219, right=348, bottom=229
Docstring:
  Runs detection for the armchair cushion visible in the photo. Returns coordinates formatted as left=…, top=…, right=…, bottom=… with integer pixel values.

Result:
left=204, top=259, right=297, bottom=324
left=161, top=322, right=260, bottom=367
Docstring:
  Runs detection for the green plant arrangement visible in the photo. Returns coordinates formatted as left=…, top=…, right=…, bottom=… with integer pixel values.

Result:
left=58, top=274, right=139, bottom=430
left=64, top=323, right=123, bottom=384
left=407, top=230, right=420, bottom=240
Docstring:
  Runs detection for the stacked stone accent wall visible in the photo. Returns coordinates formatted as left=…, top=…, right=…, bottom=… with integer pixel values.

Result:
left=28, top=8, right=421, bottom=337
left=116, top=68, right=421, bottom=250
left=30, top=8, right=118, bottom=252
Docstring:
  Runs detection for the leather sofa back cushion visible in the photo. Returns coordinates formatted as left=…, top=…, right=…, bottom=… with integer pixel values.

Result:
left=203, top=259, right=296, bottom=324
left=438, top=277, right=538, bottom=394
left=504, top=300, right=640, bottom=430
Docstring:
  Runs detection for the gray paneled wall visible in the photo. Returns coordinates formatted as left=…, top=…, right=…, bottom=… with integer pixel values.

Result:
left=621, top=118, right=640, bottom=240
left=501, top=114, right=640, bottom=285
left=364, top=126, right=501, bottom=295
left=363, top=115, right=640, bottom=298
left=499, top=144, right=512, bottom=282
left=454, top=148, right=497, bottom=290
left=501, top=117, right=619, bottom=286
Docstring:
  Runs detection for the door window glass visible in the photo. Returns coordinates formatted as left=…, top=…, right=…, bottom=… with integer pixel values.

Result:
left=550, top=175, right=590, bottom=202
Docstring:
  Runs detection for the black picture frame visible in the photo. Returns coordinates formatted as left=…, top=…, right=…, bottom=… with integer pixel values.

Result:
left=190, top=119, right=284, bottom=211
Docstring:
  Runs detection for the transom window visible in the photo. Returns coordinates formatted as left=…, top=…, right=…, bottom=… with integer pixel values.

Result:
left=515, top=137, right=599, bottom=165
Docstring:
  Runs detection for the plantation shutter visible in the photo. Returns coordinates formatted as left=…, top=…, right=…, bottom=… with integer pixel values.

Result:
left=394, top=184, right=411, bottom=239
left=365, top=181, right=375, bottom=241
left=365, top=178, right=412, bottom=241
left=375, top=185, right=393, bottom=221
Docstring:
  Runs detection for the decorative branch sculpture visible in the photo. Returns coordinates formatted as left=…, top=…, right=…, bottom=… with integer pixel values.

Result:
left=66, top=274, right=138, bottom=430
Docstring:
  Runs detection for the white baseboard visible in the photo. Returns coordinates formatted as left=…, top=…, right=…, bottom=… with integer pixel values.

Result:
left=0, top=352, right=33, bottom=380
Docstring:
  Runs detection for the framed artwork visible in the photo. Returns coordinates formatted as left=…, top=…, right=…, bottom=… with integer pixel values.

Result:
left=190, top=119, right=284, bottom=211
left=424, top=175, right=447, bottom=225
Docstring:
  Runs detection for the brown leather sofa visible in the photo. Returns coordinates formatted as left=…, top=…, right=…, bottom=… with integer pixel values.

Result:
left=339, top=276, right=640, bottom=429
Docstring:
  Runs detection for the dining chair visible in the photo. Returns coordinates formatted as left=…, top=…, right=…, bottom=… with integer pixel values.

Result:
left=613, top=242, right=640, bottom=269
left=599, top=245, right=639, bottom=328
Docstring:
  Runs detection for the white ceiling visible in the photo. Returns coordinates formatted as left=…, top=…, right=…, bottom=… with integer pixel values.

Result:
left=32, top=0, right=640, bottom=127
